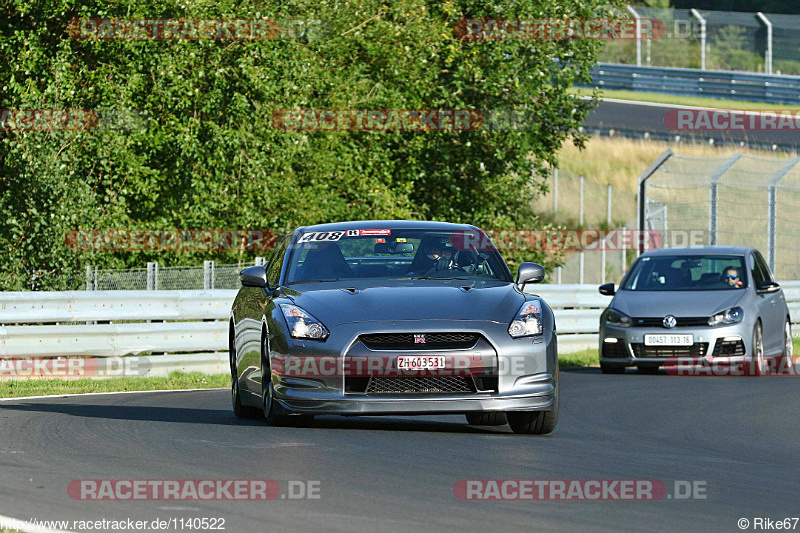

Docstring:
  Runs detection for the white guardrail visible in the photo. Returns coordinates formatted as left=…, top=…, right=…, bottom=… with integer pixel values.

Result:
left=1, top=283, right=799, bottom=363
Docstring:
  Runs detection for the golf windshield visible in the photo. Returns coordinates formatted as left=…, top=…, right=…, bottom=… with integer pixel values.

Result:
left=621, top=255, right=748, bottom=291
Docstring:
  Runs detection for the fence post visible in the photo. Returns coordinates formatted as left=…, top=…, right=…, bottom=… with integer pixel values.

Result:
left=85, top=265, right=93, bottom=291
left=602, top=184, right=611, bottom=285
left=146, top=262, right=158, bottom=291
left=204, top=260, right=215, bottom=290
left=691, top=9, right=707, bottom=70
left=621, top=226, right=627, bottom=273
left=579, top=176, right=584, bottom=285
left=255, top=256, right=266, bottom=266
left=757, top=12, right=773, bottom=75
left=627, top=6, right=641, bottom=67
left=553, top=167, right=559, bottom=216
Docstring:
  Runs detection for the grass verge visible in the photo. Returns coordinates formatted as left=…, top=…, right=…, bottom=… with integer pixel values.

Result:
left=559, top=338, right=800, bottom=369
left=570, top=87, right=800, bottom=112
left=0, top=372, right=228, bottom=399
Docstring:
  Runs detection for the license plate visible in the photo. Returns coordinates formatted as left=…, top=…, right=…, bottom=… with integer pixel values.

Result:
left=397, top=356, right=446, bottom=370
left=644, top=334, right=693, bottom=346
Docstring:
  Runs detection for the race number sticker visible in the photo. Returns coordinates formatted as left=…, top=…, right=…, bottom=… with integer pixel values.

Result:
left=346, top=229, right=391, bottom=237
left=297, top=231, right=345, bottom=243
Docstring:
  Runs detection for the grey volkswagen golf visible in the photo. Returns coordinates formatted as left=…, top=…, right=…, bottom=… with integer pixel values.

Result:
left=598, top=246, right=792, bottom=375
left=229, top=221, right=558, bottom=434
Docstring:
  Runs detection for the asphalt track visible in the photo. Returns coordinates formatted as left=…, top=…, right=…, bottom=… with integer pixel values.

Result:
left=586, top=99, right=800, bottom=150
left=2, top=370, right=799, bottom=532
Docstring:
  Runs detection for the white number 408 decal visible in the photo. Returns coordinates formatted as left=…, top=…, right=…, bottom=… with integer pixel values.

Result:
left=297, top=231, right=345, bottom=243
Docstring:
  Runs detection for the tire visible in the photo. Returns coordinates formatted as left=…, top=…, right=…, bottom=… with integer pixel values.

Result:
left=231, top=344, right=260, bottom=418
left=507, top=382, right=558, bottom=435
left=783, top=320, right=794, bottom=372
left=600, top=362, right=625, bottom=374
left=746, top=321, right=765, bottom=377
left=465, top=412, right=508, bottom=426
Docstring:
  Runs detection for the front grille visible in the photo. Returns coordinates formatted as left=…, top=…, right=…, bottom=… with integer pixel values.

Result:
left=602, top=341, right=629, bottom=359
left=365, top=376, right=475, bottom=394
left=712, top=338, right=746, bottom=356
left=631, top=343, right=709, bottom=357
left=360, top=332, right=479, bottom=350
left=631, top=317, right=709, bottom=327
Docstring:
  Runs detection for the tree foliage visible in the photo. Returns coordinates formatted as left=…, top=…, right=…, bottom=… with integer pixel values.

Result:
left=0, top=0, right=608, bottom=289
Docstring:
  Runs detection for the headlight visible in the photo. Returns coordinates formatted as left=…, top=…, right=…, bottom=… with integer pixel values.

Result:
left=508, top=300, right=543, bottom=338
left=708, top=306, right=743, bottom=327
left=606, top=308, right=632, bottom=328
left=279, top=304, right=329, bottom=340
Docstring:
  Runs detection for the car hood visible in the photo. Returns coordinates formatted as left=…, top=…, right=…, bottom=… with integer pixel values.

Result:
left=611, top=289, right=744, bottom=317
left=286, top=284, right=525, bottom=326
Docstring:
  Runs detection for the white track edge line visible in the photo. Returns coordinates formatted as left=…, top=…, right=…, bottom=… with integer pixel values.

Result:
left=0, top=387, right=227, bottom=402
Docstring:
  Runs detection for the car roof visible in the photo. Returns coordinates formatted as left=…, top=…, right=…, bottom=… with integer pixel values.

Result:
left=642, top=245, right=755, bottom=257
left=298, top=220, right=479, bottom=232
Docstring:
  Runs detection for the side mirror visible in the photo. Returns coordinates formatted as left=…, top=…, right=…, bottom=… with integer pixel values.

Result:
left=599, top=283, right=616, bottom=296
left=757, top=280, right=780, bottom=294
left=516, top=262, right=545, bottom=285
left=240, top=265, right=268, bottom=288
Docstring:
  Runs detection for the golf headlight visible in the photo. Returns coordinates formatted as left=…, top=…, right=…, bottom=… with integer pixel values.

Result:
left=606, top=308, right=632, bottom=328
left=508, top=300, right=543, bottom=338
left=708, top=306, right=743, bottom=327
left=280, top=304, right=329, bottom=340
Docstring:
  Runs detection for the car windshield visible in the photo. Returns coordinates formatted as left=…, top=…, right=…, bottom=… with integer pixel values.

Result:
left=284, top=228, right=511, bottom=284
left=621, top=255, right=747, bottom=291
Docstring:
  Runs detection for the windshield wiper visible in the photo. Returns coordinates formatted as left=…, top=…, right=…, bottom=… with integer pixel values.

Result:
left=288, top=279, right=342, bottom=285
left=408, top=276, right=470, bottom=280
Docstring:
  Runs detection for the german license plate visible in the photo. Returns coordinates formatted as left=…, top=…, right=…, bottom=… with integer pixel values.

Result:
left=397, top=356, right=446, bottom=370
left=644, top=334, right=693, bottom=346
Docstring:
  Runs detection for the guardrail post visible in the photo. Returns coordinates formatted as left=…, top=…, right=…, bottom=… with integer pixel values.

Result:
left=146, top=262, right=158, bottom=291
left=85, top=265, right=93, bottom=291
left=204, top=260, right=215, bottom=290
left=255, top=256, right=266, bottom=266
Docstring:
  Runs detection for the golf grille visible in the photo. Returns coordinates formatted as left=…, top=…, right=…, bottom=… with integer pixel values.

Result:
left=630, top=343, right=709, bottom=357
left=630, top=317, right=709, bottom=327
left=365, top=376, right=475, bottom=394
left=359, top=333, right=479, bottom=350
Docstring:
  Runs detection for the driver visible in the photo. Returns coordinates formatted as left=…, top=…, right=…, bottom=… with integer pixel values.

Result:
left=428, top=243, right=455, bottom=271
left=723, top=267, right=741, bottom=287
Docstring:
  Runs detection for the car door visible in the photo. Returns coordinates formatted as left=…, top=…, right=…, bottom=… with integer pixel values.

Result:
left=750, top=251, right=783, bottom=353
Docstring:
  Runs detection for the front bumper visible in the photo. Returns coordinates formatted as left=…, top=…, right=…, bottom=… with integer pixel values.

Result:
left=268, top=319, right=558, bottom=415
left=599, top=322, right=750, bottom=367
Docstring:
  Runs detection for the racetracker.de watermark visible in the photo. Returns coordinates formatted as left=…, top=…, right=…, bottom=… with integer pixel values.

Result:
left=67, top=18, right=329, bottom=40
left=65, top=229, right=276, bottom=252
left=451, top=229, right=664, bottom=253
left=665, top=109, right=800, bottom=131
left=272, top=109, right=558, bottom=132
left=664, top=355, right=798, bottom=377
left=0, top=356, right=150, bottom=379
left=453, top=18, right=666, bottom=40
left=0, top=109, right=149, bottom=131
left=68, top=479, right=321, bottom=500
left=453, top=479, right=707, bottom=500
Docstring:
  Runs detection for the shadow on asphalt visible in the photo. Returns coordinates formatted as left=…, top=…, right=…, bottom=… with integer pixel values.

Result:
left=0, top=402, right=510, bottom=433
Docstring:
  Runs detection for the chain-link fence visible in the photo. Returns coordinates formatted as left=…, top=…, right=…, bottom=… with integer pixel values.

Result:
left=600, top=6, right=800, bottom=75
left=641, top=150, right=800, bottom=281
left=81, top=259, right=266, bottom=290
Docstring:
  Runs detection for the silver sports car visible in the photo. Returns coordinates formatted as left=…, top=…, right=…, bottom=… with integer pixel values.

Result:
left=598, top=246, right=792, bottom=375
left=229, top=220, right=558, bottom=434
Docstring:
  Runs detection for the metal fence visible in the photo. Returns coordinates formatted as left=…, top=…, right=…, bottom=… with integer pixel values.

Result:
left=602, top=6, right=800, bottom=75
left=83, top=258, right=266, bottom=291
left=638, top=149, right=800, bottom=280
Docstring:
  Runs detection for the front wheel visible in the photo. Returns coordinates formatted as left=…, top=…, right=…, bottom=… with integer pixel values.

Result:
left=746, top=321, right=765, bottom=377
left=507, top=383, right=558, bottom=435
